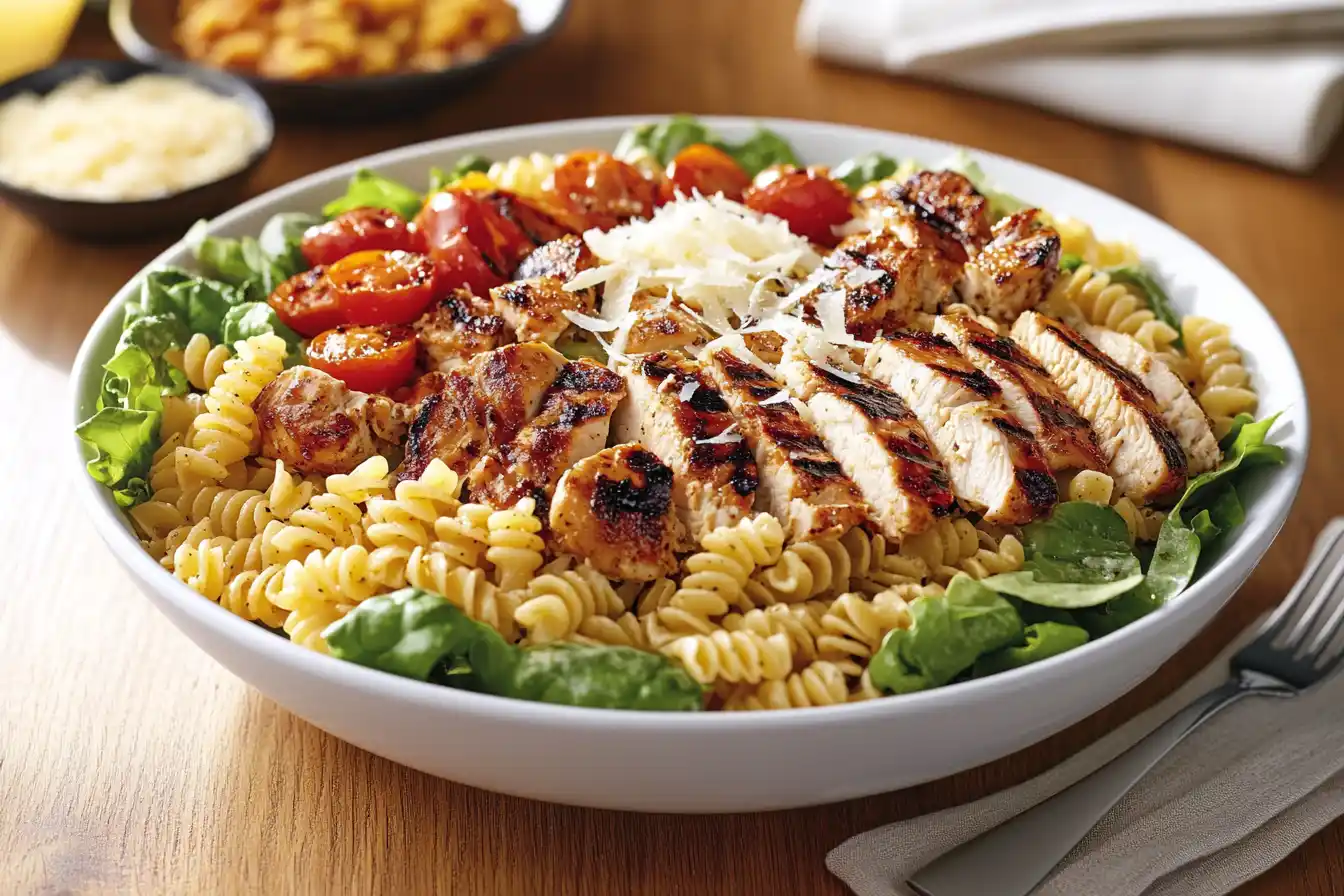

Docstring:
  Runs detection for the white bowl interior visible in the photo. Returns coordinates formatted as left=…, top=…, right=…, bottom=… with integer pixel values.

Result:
left=69, top=117, right=1308, bottom=811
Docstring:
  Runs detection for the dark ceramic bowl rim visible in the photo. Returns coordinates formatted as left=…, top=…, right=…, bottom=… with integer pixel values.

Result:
left=0, top=58, right=275, bottom=209
left=108, top=0, right=572, bottom=91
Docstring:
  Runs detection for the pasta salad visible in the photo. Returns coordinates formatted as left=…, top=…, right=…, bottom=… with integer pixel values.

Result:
left=77, top=116, right=1285, bottom=712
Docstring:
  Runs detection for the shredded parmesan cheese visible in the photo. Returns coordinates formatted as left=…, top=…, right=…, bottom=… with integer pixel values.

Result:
left=678, top=380, right=699, bottom=403
left=696, top=424, right=742, bottom=445
left=0, top=74, right=267, bottom=201
left=759, top=391, right=791, bottom=406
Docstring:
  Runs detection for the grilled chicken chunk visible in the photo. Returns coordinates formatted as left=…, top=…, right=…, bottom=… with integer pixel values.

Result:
left=1011, top=312, right=1188, bottom=503
left=413, top=290, right=511, bottom=372
left=612, top=351, right=758, bottom=545
left=781, top=352, right=956, bottom=541
left=1084, top=326, right=1221, bottom=475
left=399, top=342, right=566, bottom=481
left=860, top=170, right=992, bottom=253
left=934, top=313, right=1106, bottom=473
left=549, top=443, right=680, bottom=581
left=490, top=275, right=597, bottom=346
left=469, top=359, right=627, bottom=512
left=254, top=366, right=407, bottom=476
left=514, top=233, right=595, bottom=283
left=623, top=291, right=713, bottom=355
left=701, top=346, right=868, bottom=542
left=793, top=231, right=960, bottom=340
left=865, top=332, right=1057, bottom=524
left=957, top=209, right=1062, bottom=322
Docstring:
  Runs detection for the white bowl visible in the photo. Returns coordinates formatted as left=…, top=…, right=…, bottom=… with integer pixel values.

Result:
left=71, top=117, right=1308, bottom=813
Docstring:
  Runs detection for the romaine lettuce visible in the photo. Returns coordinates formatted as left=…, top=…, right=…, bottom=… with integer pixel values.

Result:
left=614, top=115, right=799, bottom=176
left=322, top=168, right=425, bottom=220
left=326, top=589, right=704, bottom=711
left=190, top=212, right=321, bottom=301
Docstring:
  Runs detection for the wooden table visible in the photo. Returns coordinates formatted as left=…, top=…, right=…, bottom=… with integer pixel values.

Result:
left=3, top=4, right=1342, bottom=893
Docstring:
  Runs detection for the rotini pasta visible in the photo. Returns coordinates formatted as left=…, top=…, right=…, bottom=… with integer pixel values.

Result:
left=723, top=661, right=849, bottom=710
left=486, top=499, right=546, bottom=592
left=167, top=332, right=231, bottom=392
left=1049, top=264, right=1179, bottom=354
left=514, top=565, right=626, bottom=645
left=485, top=152, right=560, bottom=200
left=671, top=514, right=786, bottom=618
left=956, top=531, right=1026, bottom=580
left=187, top=333, right=287, bottom=475
left=1046, top=214, right=1141, bottom=269
left=815, top=591, right=911, bottom=675
left=1182, top=316, right=1258, bottom=438
left=661, top=629, right=793, bottom=686
left=747, top=535, right=850, bottom=605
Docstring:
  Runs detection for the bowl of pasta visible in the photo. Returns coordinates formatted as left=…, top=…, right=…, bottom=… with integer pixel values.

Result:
left=71, top=116, right=1307, bottom=812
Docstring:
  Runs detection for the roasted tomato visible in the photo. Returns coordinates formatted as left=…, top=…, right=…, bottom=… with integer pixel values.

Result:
left=415, top=190, right=509, bottom=294
left=325, top=249, right=439, bottom=326
left=742, top=166, right=854, bottom=247
left=664, top=144, right=751, bottom=202
left=544, top=150, right=658, bottom=230
left=306, top=324, right=418, bottom=394
left=479, top=190, right=573, bottom=253
left=267, top=266, right=344, bottom=337
left=301, top=208, right=424, bottom=267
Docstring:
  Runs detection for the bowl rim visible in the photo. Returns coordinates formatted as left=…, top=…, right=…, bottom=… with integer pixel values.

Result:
left=0, top=57, right=274, bottom=208
left=71, top=114, right=1310, bottom=729
left=108, top=0, right=572, bottom=91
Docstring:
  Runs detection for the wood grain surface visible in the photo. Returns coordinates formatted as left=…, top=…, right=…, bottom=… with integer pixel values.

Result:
left=3, top=3, right=1342, bottom=893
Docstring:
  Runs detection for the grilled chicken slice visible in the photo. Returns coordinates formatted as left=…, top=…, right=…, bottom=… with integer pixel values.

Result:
left=865, top=332, right=1057, bottom=524
left=549, top=443, right=679, bottom=581
left=468, top=359, right=627, bottom=512
left=413, top=290, right=512, bottom=372
left=623, top=291, right=713, bottom=355
left=254, top=366, right=407, bottom=476
left=741, top=331, right=785, bottom=366
left=934, top=313, right=1106, bottom=473
left=793, top=231, right=960, bottom=340
left=611, top=351, right=758, bottom=545
left=1084, top=326, right=1221, bottom=475
left=490, top=275, right=598, bottom=346
left=1011, top=312, right=1188, bottom=503
left=780, top=353, right=956, bottom=541
left=701, top=346, right=868, bottom=542
left=514, top=233, right=595, bottom=283
left=399, top=342, right=566, bottom=481
left=957, top=209, right=1062, bottom=322
left=860, top=169, right=992, bottom=253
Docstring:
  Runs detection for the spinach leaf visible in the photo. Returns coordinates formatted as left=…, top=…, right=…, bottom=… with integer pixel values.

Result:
left=1075, top=588, right=1164, bottom=638
left=1059, top=253, right=1084, bottom=273
left=326, top=589, right=704, bottom=711
left=323, top=168, right=424, bottom=220
left=832, top=153, right=900, bottom=191
left=1104, top=266, right=1183, bottom=346
left=980, top=570, right=1145, bottom=609
left=868, top=575, right=1023, bottom=694
left=972, top=622, right=1090, bottom=677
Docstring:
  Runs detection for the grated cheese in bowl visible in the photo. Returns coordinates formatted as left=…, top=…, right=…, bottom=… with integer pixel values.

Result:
left=0, top=73, right=268, bottom=202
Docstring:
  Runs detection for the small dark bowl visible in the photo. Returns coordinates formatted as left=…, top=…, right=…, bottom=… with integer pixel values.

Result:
left=0, top=59, right=274, bottom=242
left=110, top=0, right=571, bottom=121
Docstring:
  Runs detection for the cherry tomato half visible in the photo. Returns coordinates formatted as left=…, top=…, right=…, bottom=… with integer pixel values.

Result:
left=664, top=144, right=751, bottom=202
left=267, top=266, right=344, bottom=337
left=742, top=166, right=854, bottom=247
left=306, top=324, right=418, bottom=394
left=414, top=191, right=508, bottom=295
left=544, top=150, right=658, bottom=231
left=301, top=208, right=424, bottom=268
left=325, top=249, right=439, bottom=326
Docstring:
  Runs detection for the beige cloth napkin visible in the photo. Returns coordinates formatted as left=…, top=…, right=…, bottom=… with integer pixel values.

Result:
left=796, top=0, right=1344, bottom=171
left=827, top=617, right=1344, bottom=896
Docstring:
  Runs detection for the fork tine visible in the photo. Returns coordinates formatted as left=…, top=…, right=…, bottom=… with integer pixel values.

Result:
left=1280, top=534, right=1344, bottom=652
left=1301, top=560, right=1344, bottom=661
left=1260, top=521, right=1344, bottom=647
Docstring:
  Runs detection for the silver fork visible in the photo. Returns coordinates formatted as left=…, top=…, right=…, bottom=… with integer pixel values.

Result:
left=907, top=518, right=1344, bottom=896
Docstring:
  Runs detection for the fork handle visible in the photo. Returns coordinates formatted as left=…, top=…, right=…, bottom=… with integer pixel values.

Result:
left=907, top=678, right=1255, bottom=896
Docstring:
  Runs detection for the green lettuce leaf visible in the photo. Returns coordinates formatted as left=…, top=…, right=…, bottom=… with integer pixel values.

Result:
left=125, top=267, right=247, bottom=343
left=1104, top=266, right=1183, bottom=347
left=724, top=128, right=799, bottom=176
left=258, top=212, right=322, bottom=278
left=868, top=575, right=1023, bottom=694
left=1075, top=588, right=1165, bottom=638
left=832, top=153, right=901, bottom=191
left=326, top=589, right=704, bottom=711
left=613, top=116, right=799, bottom=176
left=220, top=302, right=304, bottom=366
left=980, top=569, right=1145, bottom=609
left=972, top=622, right=1090, bottom=677
left=1060, top=253, right=1085, bottom=272
left=323, top=168, right=424, bottom=220
left=75, top=408, right=161, bottom=507
left=190, top=212, right=321, bottom=301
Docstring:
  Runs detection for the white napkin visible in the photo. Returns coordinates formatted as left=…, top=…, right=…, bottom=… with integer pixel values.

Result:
left=797, top=0, right=1344, bottom=171
left=826, top=617, right=1344, bottom=896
